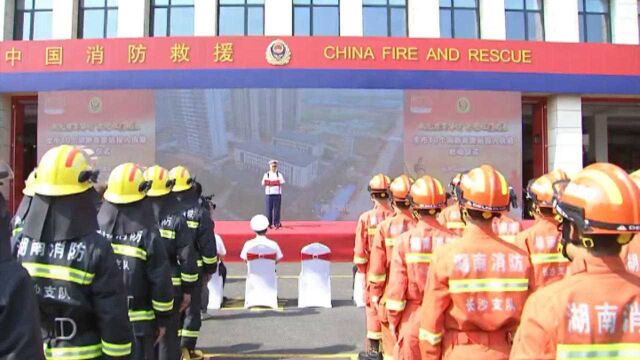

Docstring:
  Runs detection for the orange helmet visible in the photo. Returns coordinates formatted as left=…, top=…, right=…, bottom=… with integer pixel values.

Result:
left=410, top=176, right=447, bottom=210
left=457, top=165, right=512, bottom=213
left=630, top=170, right=640, bottom=188
left=389, top=174, right=414, bottom=204
left=527, top=169, right=570, bottom=208
left=554, top=163, right=640, bottom=234
left=368, top=173, right=391, bottom=196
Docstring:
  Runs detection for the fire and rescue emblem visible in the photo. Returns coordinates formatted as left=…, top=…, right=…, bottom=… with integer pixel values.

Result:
left=88, top=97, right=103, bottom=113
left=266, top=39, right=291, bottom=66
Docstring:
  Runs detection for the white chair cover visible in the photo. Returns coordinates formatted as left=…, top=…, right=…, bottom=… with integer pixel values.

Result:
left=207, top=264, right=224, bottom=310
left=298, top=243, right=332, bottom=309
left=244, top=244, right=279, bottom=309
left=353, top=272, right=366, bottom=308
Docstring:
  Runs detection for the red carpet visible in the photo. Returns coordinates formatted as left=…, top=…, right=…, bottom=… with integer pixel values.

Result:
left=215, top=221, right=357, bottom=263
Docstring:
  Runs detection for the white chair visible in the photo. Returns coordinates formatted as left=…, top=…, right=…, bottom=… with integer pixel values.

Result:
left=207, top=264, right=225, bottom=310
left=353, top=271, right=366, bottom=308
left=298, top=243, right=332, bottom=309
left=244, top=244, right=279, bottom=310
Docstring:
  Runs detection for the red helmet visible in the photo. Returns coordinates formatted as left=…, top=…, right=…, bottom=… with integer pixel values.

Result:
left=527, top=169, right=570, bottom=208
left=368, top=173, right=391, bottom=196
left=390, top=174, right=414, bottom=204
left=555, top=163, right=640, bottom=235
left=630, top=169, right=640, bottom=188
left=410, top=176, right=447, bottom=210
left=457, top=165, right=512, bottom=213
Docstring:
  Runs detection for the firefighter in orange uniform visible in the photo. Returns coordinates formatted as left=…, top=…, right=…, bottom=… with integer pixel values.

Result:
left=368, top=174, right=417, bottom=359
left=515, top=169, right=570, bottom=288
left=354, top=174, right=394, bottom=359
left=438, top=173, right=465, bottom=236
left=510, top=163, right=640, bottom=360
left=384, top=175, right=457, bottom=360
left=621, top=169, right=640, bottom=276
left=419, top=165, right=533, bottom=360
left=492, top=211, right=521, bottom=243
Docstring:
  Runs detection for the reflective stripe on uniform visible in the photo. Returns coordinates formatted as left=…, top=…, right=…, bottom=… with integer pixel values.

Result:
left=446, top=222, right=465, bottom=230
left=171, top=277, right=182, bottom=286
left=44, top=343, right=102, bottom=360
left=12, top=227, right=22, bottom=236
left=386, top=237, right=397, bottom=247
left=406, top=252, right=432, bottom=264
left=186, top=221, right=199, bottom=229
left=448, top=278, right=529, bottom=293
left=152, top=299, right=174, bottom=312
left=178, top=329, right=199, bottom=338
left=556, top=343, right=640, bottom=359
left=419, top=328, right=442, bottom=345
left=111, top=244, right=147, bottom=261
left=181, top=272, right=198, bottom=283
left=367, top=227, right=377, bottom=236
left=530, top=253, right=569, bottom=265
left=383, top=355, right=393, bottom=360
left=101, top=340, right=132, bottom=357
left=353, top=256, right=368, bottom=265
left=22, top=262, right=95, bottom=285
left=368, top=273, right=386, bottom=283
left=385, top=299, right=406, bottom=311
left=202, top=255, right=218, bottom=265
left=367, top=331, right=383, bottom=340
left=197, top=260, right=203, bottom=267
left=159, top=229, right=175, bottom=239
left=129, top=310, right=155, bottom=322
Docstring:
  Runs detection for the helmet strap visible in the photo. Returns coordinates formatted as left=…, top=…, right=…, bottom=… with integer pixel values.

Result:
left=581, top=236, right=595, bottom=249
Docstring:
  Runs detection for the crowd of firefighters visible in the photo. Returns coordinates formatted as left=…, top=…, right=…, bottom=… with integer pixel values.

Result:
left=0, top=144, right=218, bottom=360
left=354, top=163, right=640, bottom=360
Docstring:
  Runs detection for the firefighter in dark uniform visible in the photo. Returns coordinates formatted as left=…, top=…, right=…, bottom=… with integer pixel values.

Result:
left=98, top=163, right=175, bottom=359
left=170, top=166, right=217, bottom=360
left=0, top=163, right=45, bottom=359
left=16, top=144, right=133, bottom=359
left=144, top=165, right=200, bottom=360
left=12, top=168, right=36, bottom=237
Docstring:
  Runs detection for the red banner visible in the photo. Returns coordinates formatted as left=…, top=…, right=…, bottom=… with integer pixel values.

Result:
left=1, top=36, right=639, bottom=76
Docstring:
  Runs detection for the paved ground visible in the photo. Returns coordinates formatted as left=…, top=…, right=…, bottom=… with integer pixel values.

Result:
left=197, top=262, right=365, bottom=360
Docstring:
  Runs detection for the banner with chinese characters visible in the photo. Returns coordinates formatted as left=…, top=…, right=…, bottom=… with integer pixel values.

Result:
left=0, top=37, right=639, bottom=94
left=404, top=90, right=523, bottom=210
left=37, top=90, right=156, bottom=176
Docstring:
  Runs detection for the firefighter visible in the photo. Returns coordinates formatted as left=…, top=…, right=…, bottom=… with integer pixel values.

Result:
left=0, top=162, right=44, bottom=359
left=368, top=174, right=417, bottom=359
left=515, top=169, right=570, bottom=288
left=143, top=165, right=199, bottom=360
left=620, top=169, right=640, bottom=276
left=169, top=166, right=217, bottom=360
left=98, top=163, right=175, bottom=359
left=438, top=173, right=465, bottom=236
left=16, top=144, right=133, bottom=359
left=354, top=173, right=394, bottom=359
left=510, top=163, right=640, bottom=359
left=385, top=175, right=457, bottom=359
left=12, top=168, right=36, bottom=237
left=419, top=164, right=533, bottom=360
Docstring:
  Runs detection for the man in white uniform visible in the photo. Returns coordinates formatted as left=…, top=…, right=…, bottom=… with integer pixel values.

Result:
left=240, top=215, right=284, bottom=262
left=261, top=160, right=285, bottom=229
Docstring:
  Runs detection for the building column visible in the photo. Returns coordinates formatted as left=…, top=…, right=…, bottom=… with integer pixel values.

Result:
left=0, top=95, right=11, bottom=199
left=52, top=0, right=78, bottom=39
left=612, top=0, right=640, bottom=44
left=544, top=0, right=579, bottom=42
left=408, top=0, right=439, bottom=37
left=340, top=0, right=363, bottom=36
left=593, top=115, right=609, bottom=162
left=265, top=0, right=292, bottom=36
left=547, top=95, right=583, bottom=175
left=194, top=0, right=218, bottom=36
left=118, top=0, right=150, bottom=38
left=479, top=0, right=506, bottom=39
left=0, top=0, right=15, bottom=40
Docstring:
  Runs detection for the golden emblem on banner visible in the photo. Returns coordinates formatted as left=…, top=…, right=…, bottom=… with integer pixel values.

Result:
left=266, top=39, right=291, bottom=66
left=88, top=97, right=103, bottom=113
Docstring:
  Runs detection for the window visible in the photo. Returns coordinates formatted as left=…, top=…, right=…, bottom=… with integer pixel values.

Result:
left=293, top=0, right=339, bottom=36
left=14, top=0, right=53, bottom=40
left=218, top=0, right=264, bottom=35
left=578, top=0, right=610, bottom=43
left=151, top=0, right=194, bottom=37
left=363, top=0, right=407, bottom=37
left=505, top=0, right=544, bottom=40
left=439, top=0, right=479, bottom=39
left=79, top=0, right=118, bottom=39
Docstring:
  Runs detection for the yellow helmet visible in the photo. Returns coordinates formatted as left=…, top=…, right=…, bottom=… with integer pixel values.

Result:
left=23, top=168, right=37, bottom=196
left=35, top=145, right=97, bottom=196
left=144, top=165, right=174, bottom=197
left=104, top=163, right=150, bottom=204
left=169, top=166, right=193, bottom=192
